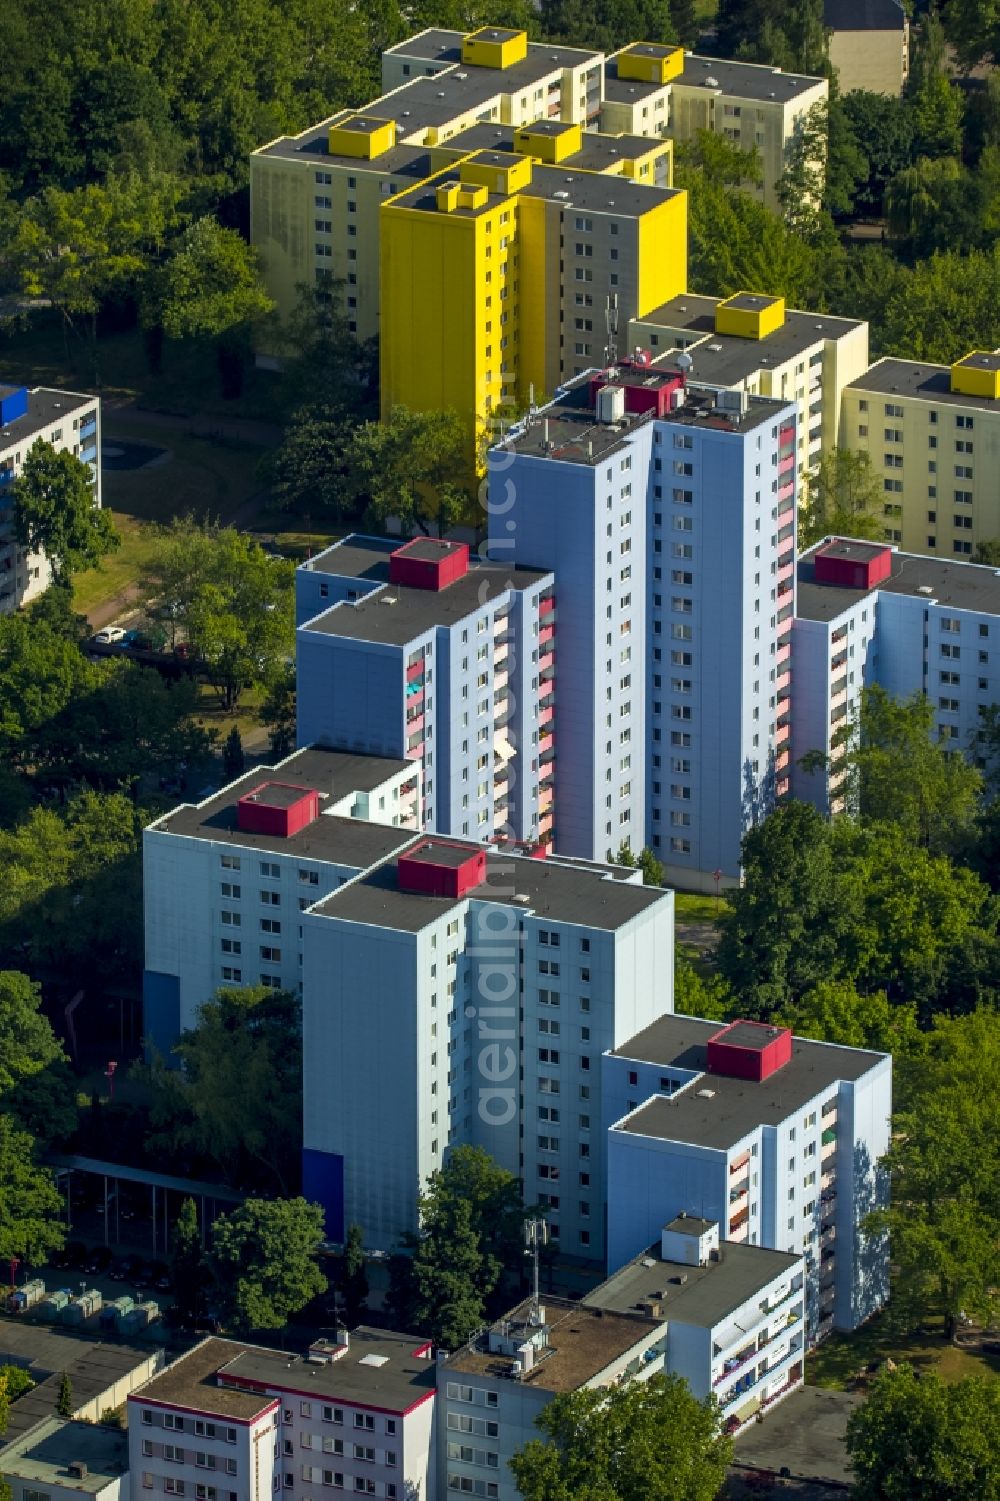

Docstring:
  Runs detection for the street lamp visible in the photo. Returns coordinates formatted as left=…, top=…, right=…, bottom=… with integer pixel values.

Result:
left=105, top=1061, right=118, bottom=1101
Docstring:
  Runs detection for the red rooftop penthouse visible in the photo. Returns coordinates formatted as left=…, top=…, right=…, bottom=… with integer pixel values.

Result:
left=236, top=781, right=320, bottom=838
left=388, top=537, right=469, bottom=591
left=707, top=1020, right=793, bottom=1082
left=813, top=539, right=892, bottom=591
left=397, top=837, right=487, bottom=897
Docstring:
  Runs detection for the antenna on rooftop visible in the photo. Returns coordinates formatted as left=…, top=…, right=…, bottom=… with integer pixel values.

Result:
left=526, top=382, right=538, bottom=428
left=524, top=1217, right=548, bottom=1325
left=604, top=293, right=619, bottom=373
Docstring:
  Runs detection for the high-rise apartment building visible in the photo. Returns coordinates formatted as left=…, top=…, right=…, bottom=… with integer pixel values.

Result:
left=603, top=1015, right=892, bottom=1341
left=627, top=291, right=868, bottom=481
left=599, top=44, right=827, bottom=210
left=0, top=384, right=101, bottom=613
left=301, top=836, right=674, bottom=1258
left=488, top=362, right=798, bottom=888
left=296, top=537, right=556, bottom=846
left=142, top=746, right=421, bottom=1052
left=791, top=538, right=1000, bottom=811
left=842, top=353, right=1000, bottom=558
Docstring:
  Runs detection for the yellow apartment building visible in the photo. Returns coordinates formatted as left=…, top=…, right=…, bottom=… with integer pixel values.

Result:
left=842, top=354, right=1000, bottom=557
left=628, top=291, right=869, bottom=479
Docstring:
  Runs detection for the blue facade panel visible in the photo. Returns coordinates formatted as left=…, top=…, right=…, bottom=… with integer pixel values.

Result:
left=143, top=969, right=181, bottom=1064
left=302, top=1147, right=345, bottom=1242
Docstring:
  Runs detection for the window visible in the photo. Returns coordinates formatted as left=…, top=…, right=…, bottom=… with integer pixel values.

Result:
left=353, top=1415, right=374, bottom=1431
left=220, top=856, right=240, bottom=871
left=298, top=869, right=319, bottom=886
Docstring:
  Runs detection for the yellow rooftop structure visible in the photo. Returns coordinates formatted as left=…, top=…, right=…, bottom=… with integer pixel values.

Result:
left=950, top=351, right=1000, bottom=401
left=716, top=292, right=786, bottom=340
left=461, top=26, right=529, bottom=70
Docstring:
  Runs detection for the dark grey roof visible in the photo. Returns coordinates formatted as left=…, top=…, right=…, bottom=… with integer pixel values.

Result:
left=384, top=26, right=600, bottom=73
left=258, top=128, right=432, bottom=175
left=0, top=1326, right=158, bottom=1447
left=150, top=746, right=415, bottom=865
left=585, top=1241, right=800, bottom=1327
left=635, top=293, right=863, bottom=386
left=47, top=1155, right=243, bottom=1203
left=219, top=1328, right=435, bottom=1414
left=1, top=1418, right=129, bottom=1491
left=675, top=54, right=825, bottom=102
left=389, top=159, right=679, bottom=218
left=383, top=27, right=463, bottom=63
left=665, top=1214, right=715, bottom=1236
left=315, top=849, right=669, bottom=933
left=301, top=564, right=550, bottom=646
left=847, top=357, right=1000, bottom=412
left=305, top=537, right=396, bottom=580
left=824, top=0, right=906, bottom=31
left=438, top=122, right=667, bottom=171
left=796, top=547, right=1000, bottom=624
left=0, top=387, right=95, bottom=452
left=613, top=1013, right=885, bottom=1149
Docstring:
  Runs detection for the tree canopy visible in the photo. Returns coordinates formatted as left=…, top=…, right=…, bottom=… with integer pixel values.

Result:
left=510, top=1373, right=732, bottom=1501
left=208, top=1197, right=327, bottom=1332
left=14, top=442, right=119, bottom=585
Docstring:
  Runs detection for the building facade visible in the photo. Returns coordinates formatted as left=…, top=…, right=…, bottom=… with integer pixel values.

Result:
left=0, top=385, right=101, bottom=613
left=2, top=1420, right=127, bottom=1501
left=129, top=1333, right=435, bottom=1501
left=584, top=1216, right=806, bottom=1431
left=301, top=836, right=674, bottom=1259
left=825, top=0, right=909, bottom=96
left=142, top=746, right=421, bottom=1052
left=603, top=1015, right=892, bottom=1341
left=600, top=45, right=827, bottom=210
left=488, top=363, right=798, bottom=888
left=791, top=538, right=1000, bottom=811
left=296, top=537, right=556, bottom=847
left=842, top=353, right=1000, bottom=559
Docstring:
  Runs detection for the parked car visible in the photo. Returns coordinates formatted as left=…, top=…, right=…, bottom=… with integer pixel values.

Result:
left=51, top=1239, right=86, bottom=1270
left=94, top=626, right=127, bottom=645
left=84, top=1246, right=113, bottom=1274
left=123, top=629, right=154, bottom=650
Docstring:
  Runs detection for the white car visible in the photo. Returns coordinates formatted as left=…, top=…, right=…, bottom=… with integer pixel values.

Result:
left=94, top=626, right=127, bottom=645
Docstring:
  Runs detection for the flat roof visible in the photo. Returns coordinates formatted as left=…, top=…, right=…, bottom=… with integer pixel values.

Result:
left=384, top=27, right=463, bottom=62
left=1, top=1419, right=128, bottom=1492
left=585, top=1241, right=800, bottom=1328
left=47, top=1155, right=244, bottom=1202
left=301, top=564, right=549, bottom=646
left=439, top=122, right=666, bottom=171
left=796, top=546, right=1000, bottom=623
left=665, top=1214, right=715, bottom=1236
left=0, top=1327, right=158, bottom=1447
left=219, top=1328, right=434, bottom=1414
left=847, top=356, right=1000, bottom=411
left=719, top=1020, right=787, bottom=1051
left=623, top=42, right=679, bottom=59
left=395, top=537, right=465, bottom=562
left=445, top=1297, right=659, bottom=1392
left=314, top=849, right=668, bottom=933
left=825, top=0, right=907, bottom=30
left=150, top=746, right=415, bottom=863
left=256, top=124, right=432, bottom=175
left=133, top=1339, right=277, bottom=1422
left=389, top=159, right=679, bottom=218
left=242, top=781, right=315, bottom=810
left=305, top=536, right=396, bottom=580
left=405, top=838, right=477, bottom=869
left=675, top=53, right=824, bottom=102
left=385, top=27, right=601, bottom=71
left=955, top=350, right=1000, bottom=372
left=613, top=1013, right=884, bottom=1149
left=0, top=388, right=95, bottom=452
left=726, top=292, right=781, bottom=312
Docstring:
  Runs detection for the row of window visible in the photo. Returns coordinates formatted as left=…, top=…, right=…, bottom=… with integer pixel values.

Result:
left=220, top=856, right=319, bottom=884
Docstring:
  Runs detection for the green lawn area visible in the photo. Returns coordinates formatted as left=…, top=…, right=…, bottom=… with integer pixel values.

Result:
left=674, top=891, right=727, bottom=923
left=71, top=513, right=160, bottom=617
left=807, top=1311, right=1000, bottom=1390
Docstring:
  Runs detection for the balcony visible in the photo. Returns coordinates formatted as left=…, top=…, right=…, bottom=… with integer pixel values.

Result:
left=539, top=623, right=555, bottom=647
left=538, top=705, right=554, bottom=728
left=405, top=711, right=425, bottom=735
left=776, top=748, right=791, bottom=772
left=539, top=760, right=554, bottom=782
left=822, top=1126, right=837, bottom=1147
left=538, top=731, right=554, bottom=755
left=494, top=669, right=509, bottom=693
left=538, top=788, right=553, bottom=814
left=406, top=661, right=425, bottom=684
left=776, top=641, right=791, bottom=666
left=494, top=775, right=509, bottom=801
left=538, top=649, right=554, bottom=674
left=539, top=594, right=555, bottom=618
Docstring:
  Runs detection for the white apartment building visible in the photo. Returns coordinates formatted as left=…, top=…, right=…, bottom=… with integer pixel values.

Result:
left=142, top=746, right=421, bottom=1054
left=0, top=384, right=101, bottom=612
left=603, top=1015, right=891, bottom=1341
left=301, top=836, right=674, bottom=1260
left=129, top=1333, right=435, bottom=1501
left=791, top=539, right=1000, bottom=811
left=2, top=1421, right=128, bottom=1501
left=584, top=1216, right=806, bottom=1432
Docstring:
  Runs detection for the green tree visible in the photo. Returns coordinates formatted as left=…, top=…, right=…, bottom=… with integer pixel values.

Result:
left=905, top=10, right=963, bottom=159
left=841, top=90, right=915, bottom=217
left=510, top=1372, right=732, bottom=1501
left=668, top=0, right=699, bottom=48
left=0, top=1366, right=34, bottom=1403
left=141, top=520, right=294, bottom=711
left=271, top=402, right=359, bottom=520
left=870, top=1011, right=999, bottom=1337
left=338, top=1223, right=369, bottom=1325
left=208, top=1197, right=327, bottom=1332
left=846, top=685, right=983, bottom=855
left=800, top=448, right=885, bottom=548
left=146, top=986, right=301, bottom=1193
left=973, top=538, right=1000, bottom=566
left=776, top=979, right=923, bottom=1056
left=875, top=244, right=1000, bottom=362
left=223, top=726, right=244, bottom=780
left=13, top=441, right=119, bottom=585
left=638, top=847, right=664, bottom=887
left=56, top=1372, right=73, bottom=1419
left=686, top=176, right=836, bottom=310
left=0, top=1115, right=65, bottom=1265
left=343, top=406, right=475, bottom=533
left=420, top=1145, right=528, bottom=1300
left=404, top=1196, right=486, bottom=1348
left=847, top=1364, right=1000, bottom=1501
left=673, top=957, right=731, bottom=1021
left=261, top=664, right=296, bottom=757
left=171, top=1196, right=207, bottom=1328
left=0, top=970, right=63, bottom=1097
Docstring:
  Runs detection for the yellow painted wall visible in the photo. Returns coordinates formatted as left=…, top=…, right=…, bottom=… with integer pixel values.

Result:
left=462, top=28, right=528, bottom=70
left=616, top=44, right=684, bottom=86
left=951, top=356, right=1000, bottom=400
left=716, top=294, right=785, bottom=340
left=516, top=194, right=561, bottom=405
left=636, top=193, right=687, bottom=317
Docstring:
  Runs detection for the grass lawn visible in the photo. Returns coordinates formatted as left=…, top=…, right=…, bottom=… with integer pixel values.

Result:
left=71, top=513, right=160, bottom=618
left=192, top=680, right=271, bottom=751
left=674, top=891, right=727, bottom=923
left=807, top=1311, right=1000, bottom=1389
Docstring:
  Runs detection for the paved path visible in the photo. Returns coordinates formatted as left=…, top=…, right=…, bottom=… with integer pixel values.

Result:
left=675, top=919, right=719, bottom=955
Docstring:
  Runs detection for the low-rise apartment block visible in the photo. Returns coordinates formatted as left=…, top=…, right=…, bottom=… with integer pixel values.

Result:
left=129, top=1332, right=435, bottom=1501
left=296, top=537, right=556, bottom=847
left=489, top=364, right=798, bottom=887
left=584, top=1216, right=805, bottom=1431
left=603, top=1015, right=891, bottom=1341
left=0, top=384, right=101, bottom=612
left=301, top=836, right=674, bottom=1258
left=842, top=353, right=1000, bottom=558
left=628, top=291, right=869, bottom=480
left=438, top=1296, right=664, bottom=1501
left=2, top=1420, right=127, bottom=1501
left=791, top=538, right=1000, bottom=811
left=600, top=45, right=827, bottom=210
left=142, top=746, right=421, bottom=1051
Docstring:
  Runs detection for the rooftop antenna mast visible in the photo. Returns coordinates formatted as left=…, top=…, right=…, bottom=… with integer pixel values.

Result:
left=524, top=1217, right=548, bottom=1324
left=604, top=293, right=620, bottom=374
